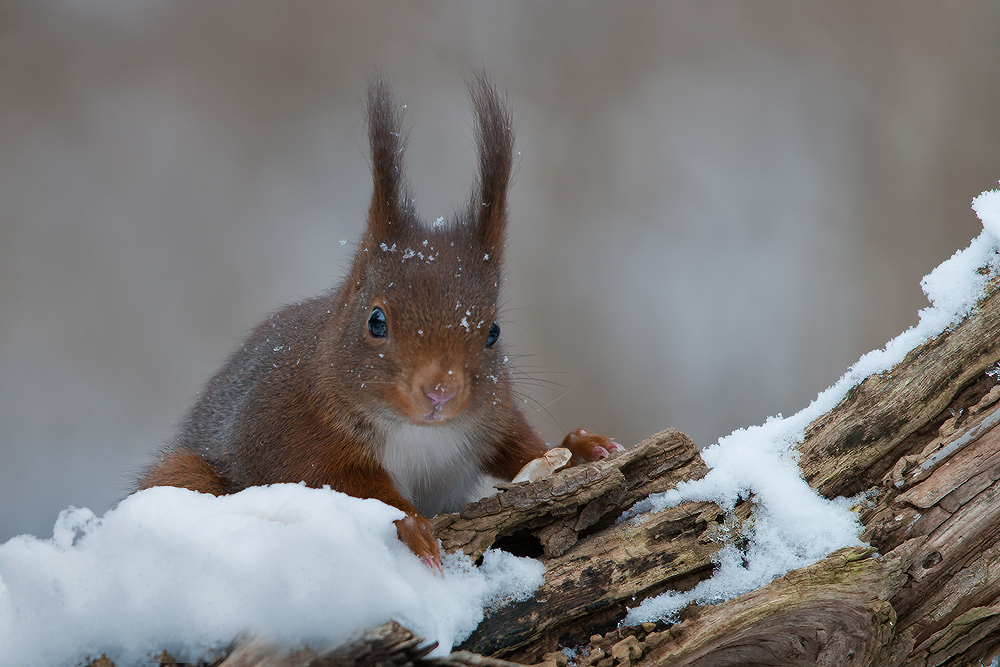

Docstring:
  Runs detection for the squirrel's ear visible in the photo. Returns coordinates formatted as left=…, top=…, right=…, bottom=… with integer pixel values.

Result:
left=366, top=75, right=412, bottom=242
left=468, top=72, right=514, bottom=259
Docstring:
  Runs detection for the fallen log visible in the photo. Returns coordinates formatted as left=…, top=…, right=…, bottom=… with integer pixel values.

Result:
left=635, top=377, right=1000, bottom=667
left=454, top=282, right=1000, bottom=665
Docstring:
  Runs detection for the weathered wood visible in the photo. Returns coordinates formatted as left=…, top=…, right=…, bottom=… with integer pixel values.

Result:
left=797, top=278, right=1000, bottom=500
left=209, top=622, right=531, bottom=667
left=864, top=399, right=1000, bottom=665
left=461, top=499, right=734, bottom=659
left=424, top=430, right=725, bottom=660
left=638, top=545, right=902, bottom=667
left=432, top=429, right=707, bottom=561
left=624, top=398, right=1000, bottom=667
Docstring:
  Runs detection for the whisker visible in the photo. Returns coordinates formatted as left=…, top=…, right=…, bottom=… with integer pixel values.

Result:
left=527, top=390, right=571, bottom=416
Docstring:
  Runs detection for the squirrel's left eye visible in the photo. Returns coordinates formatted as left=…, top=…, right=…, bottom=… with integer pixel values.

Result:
left=486, top=321, right=500, bottom=348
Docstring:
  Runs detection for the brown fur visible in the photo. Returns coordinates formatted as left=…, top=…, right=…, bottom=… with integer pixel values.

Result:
left=136, top=448, right=228, bottom=496
left=135, top=72, right=618, bottom=567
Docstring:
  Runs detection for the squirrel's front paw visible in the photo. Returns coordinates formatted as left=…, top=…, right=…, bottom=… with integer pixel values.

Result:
left=560, top=428, right=623, bottom=464
left=395, top=514, right=442, bottom=573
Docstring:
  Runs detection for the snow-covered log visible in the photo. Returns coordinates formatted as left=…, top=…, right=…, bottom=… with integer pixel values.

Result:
left=635, top=278, right=1000, bottom=665
left=452, top=281, right=1000, bottom=666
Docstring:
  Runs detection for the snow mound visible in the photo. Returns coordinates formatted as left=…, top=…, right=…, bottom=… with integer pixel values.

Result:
left=0, top=484, right=543, bottom=667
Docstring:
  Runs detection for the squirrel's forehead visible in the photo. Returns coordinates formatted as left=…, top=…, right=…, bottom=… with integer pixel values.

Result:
left=368, top=266, right=498, bottom=322
left=370, top=242, right=498, bottom=282
left=387, top=274, right=497, bottom=312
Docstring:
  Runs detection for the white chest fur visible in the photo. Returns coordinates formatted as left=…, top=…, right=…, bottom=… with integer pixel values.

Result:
left=379, top=421, right=489, bottom=517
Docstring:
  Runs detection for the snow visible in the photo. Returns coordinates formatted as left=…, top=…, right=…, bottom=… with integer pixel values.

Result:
left=625, top=186, right=1000, bottom=624
left=3, top=187, right=1000, bottom=664
left=0, top=484, right=544, bottom=667
left=974, top=183, right=1000, bottom=243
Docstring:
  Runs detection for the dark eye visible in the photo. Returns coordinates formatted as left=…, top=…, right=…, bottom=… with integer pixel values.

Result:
left=486, top=321, right=500, bottom=348
left=368, top=307, right=388, bottom=338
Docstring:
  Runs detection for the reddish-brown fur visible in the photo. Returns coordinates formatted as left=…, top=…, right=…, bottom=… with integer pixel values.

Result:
left=138, top=449, right=228, bottom=496
left=135, top=73, right=619, bottom=568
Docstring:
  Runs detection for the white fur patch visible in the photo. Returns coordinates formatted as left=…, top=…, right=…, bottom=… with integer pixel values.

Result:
left=379, top=421, right=488, bottom=517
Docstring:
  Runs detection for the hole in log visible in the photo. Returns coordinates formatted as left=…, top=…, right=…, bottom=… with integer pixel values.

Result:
left=922, top=551, right=943, bottom=569
left=492, top=528, right=545, bottom=559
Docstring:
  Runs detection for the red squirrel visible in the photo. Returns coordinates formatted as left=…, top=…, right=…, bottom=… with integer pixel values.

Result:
left=135, top=73, right=621, bottom=568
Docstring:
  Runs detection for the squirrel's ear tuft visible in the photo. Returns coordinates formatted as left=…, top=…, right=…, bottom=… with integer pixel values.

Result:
left=366, top=74, right=412, bottom=242
left=468, top=71, right=514, bottom=260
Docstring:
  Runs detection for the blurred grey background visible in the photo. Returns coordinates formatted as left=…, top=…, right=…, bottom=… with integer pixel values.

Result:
left=2, top=1, right=999, bottom=542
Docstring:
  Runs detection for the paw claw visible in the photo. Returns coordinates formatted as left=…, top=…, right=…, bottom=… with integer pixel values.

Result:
left=560, top=428, right=622, bottom=464
left=423, top=554, right=444, bottom=574
left=395, top=514, right=442, bottom=572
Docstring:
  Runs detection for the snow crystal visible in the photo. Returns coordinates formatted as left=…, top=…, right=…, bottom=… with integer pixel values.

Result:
left=973, top=184, right=1000, bottom=243
left=0, top=484, right=543, bottom=667
left=626, top=187, right=1000, bottom=625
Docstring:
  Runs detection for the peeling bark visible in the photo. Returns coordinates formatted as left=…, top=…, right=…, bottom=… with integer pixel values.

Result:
left=432, top=429, right=706, bottom=562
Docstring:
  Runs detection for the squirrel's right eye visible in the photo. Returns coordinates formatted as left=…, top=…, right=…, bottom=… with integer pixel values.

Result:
left=486, top=321, right=500, bottom=348
left=368, top=308, right=388, bottom=338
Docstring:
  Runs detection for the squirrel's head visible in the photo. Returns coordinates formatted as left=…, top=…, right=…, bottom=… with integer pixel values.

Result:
left=325, top=73, right=517, bottom=430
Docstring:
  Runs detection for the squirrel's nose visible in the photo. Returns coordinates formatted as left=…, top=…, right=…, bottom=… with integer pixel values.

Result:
left=425, top=383, right=456, bottom=407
